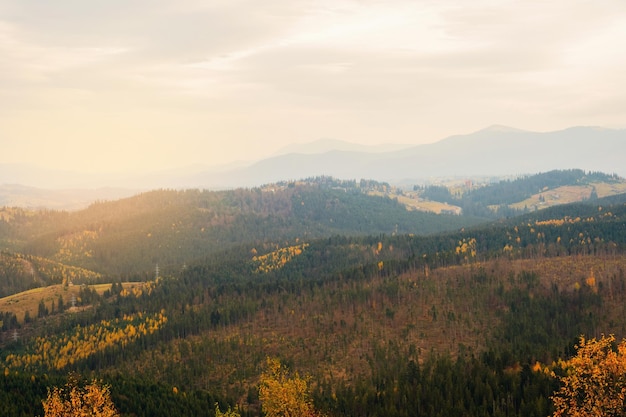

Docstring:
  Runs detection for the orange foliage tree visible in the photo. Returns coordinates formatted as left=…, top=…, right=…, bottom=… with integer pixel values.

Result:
left=42, top=377, right=119, bottom=417
left=551, top=334, right=626, bottom=416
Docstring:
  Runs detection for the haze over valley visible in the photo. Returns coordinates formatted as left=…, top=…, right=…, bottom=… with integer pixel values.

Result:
left=2, top=125, right=625, bottom=209
left=2, top=1, right=626, bottom=416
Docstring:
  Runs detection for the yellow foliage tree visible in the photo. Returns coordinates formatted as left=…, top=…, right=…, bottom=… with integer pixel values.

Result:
left=551, top=335, right=626, bottom=417
left=42, top=378, right=119, bottom=417
left=258, top=357, right=322, bottom=417
left=253, top=244, right=308, bottom=273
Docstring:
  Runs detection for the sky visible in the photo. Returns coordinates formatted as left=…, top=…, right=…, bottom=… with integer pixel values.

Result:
left=1, top=0, right=625, bottom=175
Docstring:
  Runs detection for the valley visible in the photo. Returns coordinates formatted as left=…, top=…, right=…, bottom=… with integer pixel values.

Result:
left=4, top=0, right=624, bottom=413
left=0, top=171, right=626, bottom=416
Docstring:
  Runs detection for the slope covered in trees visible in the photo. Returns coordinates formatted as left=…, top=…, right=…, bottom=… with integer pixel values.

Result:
left=420, top=169, right=625, bottom=217
left=1, top=176, right=626, bottom=415
left=4, top=251, right=626, bottom=415
left=0, top=251, right=101, bottom=297
left=0, top=179, right=483, bottom=278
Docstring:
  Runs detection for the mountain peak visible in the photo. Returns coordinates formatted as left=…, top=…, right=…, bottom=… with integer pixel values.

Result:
left=479, top=125, right=526, bottom=134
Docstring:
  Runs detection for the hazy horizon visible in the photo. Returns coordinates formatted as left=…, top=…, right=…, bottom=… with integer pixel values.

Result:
left=2, top=1, right=625, bottom=176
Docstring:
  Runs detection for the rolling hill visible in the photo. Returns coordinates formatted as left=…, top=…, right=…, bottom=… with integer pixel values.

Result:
left=0, top=171, right=623, bottom=285
left=417, top=169, right=626, bottom=217
left=1, top=189, right=626, bottom=416
left=0, top=178, right=484, bottom=279
left=2, top=172, right=626, bottom=416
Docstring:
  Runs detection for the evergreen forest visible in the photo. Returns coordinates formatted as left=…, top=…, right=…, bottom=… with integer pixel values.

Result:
left=1, top=173, right=626, bottom=416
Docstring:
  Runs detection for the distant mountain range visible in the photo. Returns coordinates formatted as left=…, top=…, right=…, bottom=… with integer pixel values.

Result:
left=194, top=125, right=624, bottom=188
left=1, top=125, right=624, bottom=204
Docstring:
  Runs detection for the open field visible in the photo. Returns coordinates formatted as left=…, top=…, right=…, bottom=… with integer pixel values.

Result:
left=0, top=282, right=145, bottom=324
left=509, top=182, right=626, bottom=212
left=368, top=190, right=463, bottom=215
left=395, top=194, right=462, bottom=214
left=509, top=185, right=593, bottom=211
left=594, top=181, right=626, bottom=197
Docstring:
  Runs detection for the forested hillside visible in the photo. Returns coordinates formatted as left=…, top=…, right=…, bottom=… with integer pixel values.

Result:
left=0, top=251, right=101, bottom=297
left=0, top=178, right=481, bottom=278
left=1, top=179, right=626, bottom=416
left=419, top=169, right=625, bottom=217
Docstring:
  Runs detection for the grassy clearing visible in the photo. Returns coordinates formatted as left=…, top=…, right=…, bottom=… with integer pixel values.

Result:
left=367, top=190, right=462, bottom=214
left=0, top=282, right=144, bottom=323
left=396, top=194, right=462, bottom=214
left=594, top=181, right=626, bottom=198
left=510, top=185, right=593, bottom=211
left=510, top=182, right=626, bottom=212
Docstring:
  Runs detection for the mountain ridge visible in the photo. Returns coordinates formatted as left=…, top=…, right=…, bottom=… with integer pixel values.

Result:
left=2, top=125, right=624, bottom=192
left=194, top=125, right=626, bottom=188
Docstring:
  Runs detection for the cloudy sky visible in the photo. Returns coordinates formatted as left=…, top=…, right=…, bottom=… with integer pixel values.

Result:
left=1, top=0, right=625, bottom=174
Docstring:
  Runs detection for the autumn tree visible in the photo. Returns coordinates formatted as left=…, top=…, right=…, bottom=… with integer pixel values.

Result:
left=258, top=357, right=322, bottom=417
left=42, top=377, right=119, bottom=417
left=551, top=335, right=626, bottom=417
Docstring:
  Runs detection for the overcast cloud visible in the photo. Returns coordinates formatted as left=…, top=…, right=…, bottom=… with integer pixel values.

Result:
left=1, top=0, right=625, bottom=174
